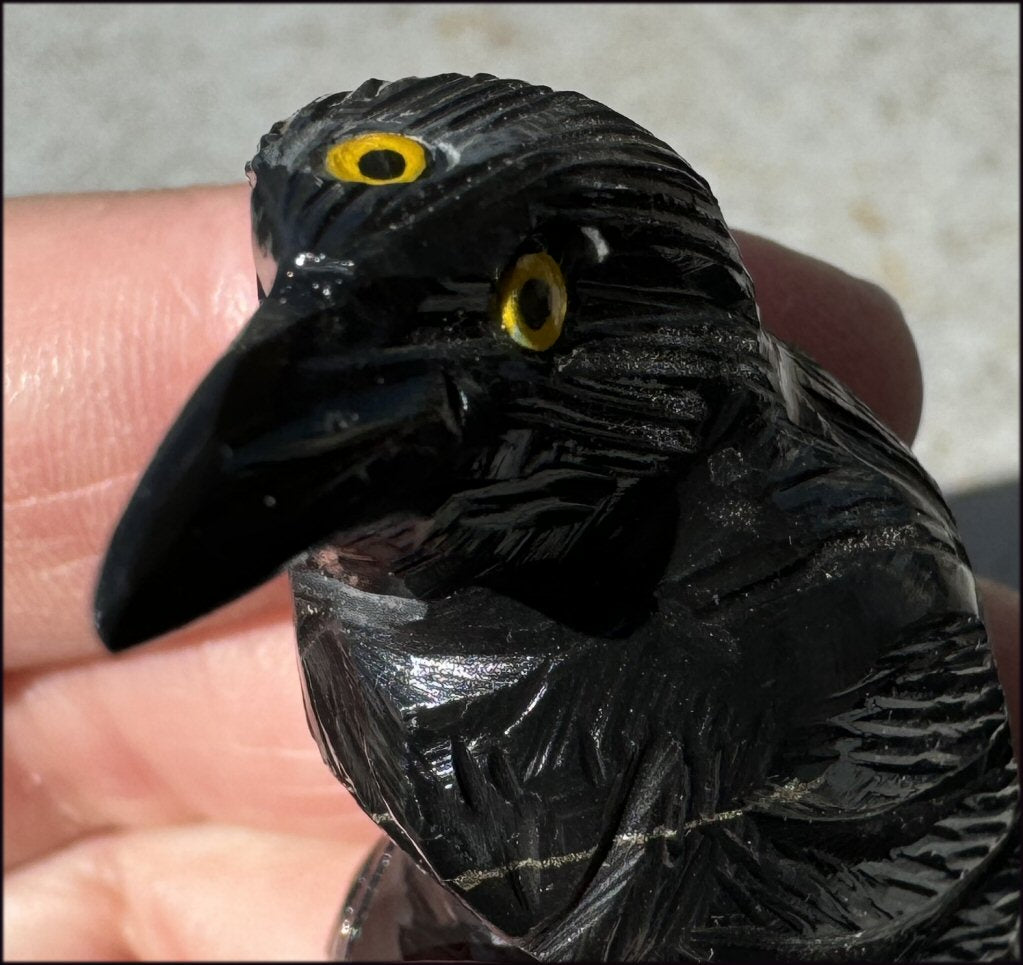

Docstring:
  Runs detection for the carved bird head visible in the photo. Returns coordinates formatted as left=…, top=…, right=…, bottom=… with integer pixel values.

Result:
left=96, top=73, right=756, bottom=650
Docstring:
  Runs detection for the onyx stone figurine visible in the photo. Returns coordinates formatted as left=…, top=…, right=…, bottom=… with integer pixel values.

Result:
left=95, top=75, right=1019, bottom=961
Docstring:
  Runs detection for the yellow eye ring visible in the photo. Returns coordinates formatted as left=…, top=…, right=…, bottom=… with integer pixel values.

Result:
left=497, top=252, right=568, bottom=352
left=324, top=132, right=428, bottom=185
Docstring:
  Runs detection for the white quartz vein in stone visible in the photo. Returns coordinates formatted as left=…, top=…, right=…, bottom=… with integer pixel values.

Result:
left=425, top=775, right=827, bottom=891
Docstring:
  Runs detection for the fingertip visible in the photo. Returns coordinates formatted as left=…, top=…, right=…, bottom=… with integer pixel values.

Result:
left=976, top=578, right=1020, bottom=762
left=4, top=186, right=257, bottom=668
left=734, top=232, right=923, bottom=446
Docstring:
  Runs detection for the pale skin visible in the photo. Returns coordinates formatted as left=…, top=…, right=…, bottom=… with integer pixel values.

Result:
left=4, top=186, right=1018, bottom=960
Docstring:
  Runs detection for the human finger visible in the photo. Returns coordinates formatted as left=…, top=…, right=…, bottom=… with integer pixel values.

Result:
left=734, top=231, right=922, bottom=446
left=3, top=186, right=280, bottom=672
left=3, top=822, right=370, bottom=960
left=977, top=578, right=1020, bottom=760
left=4, top=620, right=375, bottom=871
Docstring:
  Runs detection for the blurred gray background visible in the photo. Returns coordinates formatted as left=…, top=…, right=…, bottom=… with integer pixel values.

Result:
left=4, top=3, right=1018, bottom=583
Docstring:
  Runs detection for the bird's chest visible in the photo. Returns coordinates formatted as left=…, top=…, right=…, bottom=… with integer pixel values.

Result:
left=291, top=546, right=779, bottom=944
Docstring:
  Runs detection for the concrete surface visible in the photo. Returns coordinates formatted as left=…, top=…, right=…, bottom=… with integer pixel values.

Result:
left=4, top=3, right=1019, bottom=506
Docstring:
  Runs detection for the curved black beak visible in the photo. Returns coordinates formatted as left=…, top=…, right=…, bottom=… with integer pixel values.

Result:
left=94, top=267, right=465, bottom=652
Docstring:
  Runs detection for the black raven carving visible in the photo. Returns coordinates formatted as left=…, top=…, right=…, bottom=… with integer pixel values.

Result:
left=96, top=75, right=1018, bottom=961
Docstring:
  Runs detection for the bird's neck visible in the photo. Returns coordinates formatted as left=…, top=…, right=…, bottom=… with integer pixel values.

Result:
left=399, top=312, right=775, bottom=634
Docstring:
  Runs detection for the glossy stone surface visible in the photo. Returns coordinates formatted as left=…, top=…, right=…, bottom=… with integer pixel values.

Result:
left=332, top=837, right=533, bottom=961
left=95, top=75, right=1019, bottom=961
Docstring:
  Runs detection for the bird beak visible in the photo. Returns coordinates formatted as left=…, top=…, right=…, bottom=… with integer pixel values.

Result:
left=94, top=263, right=465, bottom=652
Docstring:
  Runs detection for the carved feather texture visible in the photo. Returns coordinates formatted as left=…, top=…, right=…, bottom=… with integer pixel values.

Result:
left=92, top=71, right=1016, bottom=961
left=269, top=76, right=1019, bottom=961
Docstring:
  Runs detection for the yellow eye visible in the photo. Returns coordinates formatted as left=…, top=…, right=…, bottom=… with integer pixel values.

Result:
left=324, top=132, right=428, bottom=185
left=497, top=252, right=568, bottom=352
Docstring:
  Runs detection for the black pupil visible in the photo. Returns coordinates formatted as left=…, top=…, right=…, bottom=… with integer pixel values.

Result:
left=518, top=278, right=551, bottom=330
left=358, top=149, right=407, bottom=180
